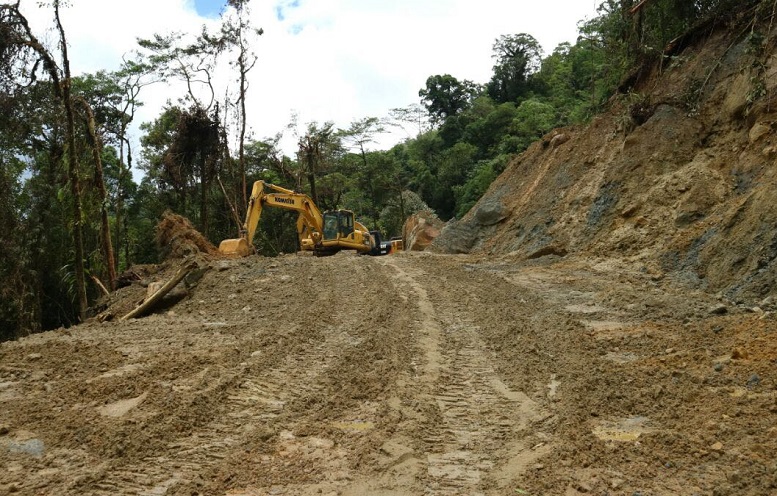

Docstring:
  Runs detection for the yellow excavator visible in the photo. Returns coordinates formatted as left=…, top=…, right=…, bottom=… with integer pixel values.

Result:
left=219, top=180, right=377, bottom=257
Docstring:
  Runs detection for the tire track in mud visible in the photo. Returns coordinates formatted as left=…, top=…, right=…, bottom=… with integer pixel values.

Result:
left=380, top=256, right=549, bottom=495
left=90, top=326, right=362, bottom=494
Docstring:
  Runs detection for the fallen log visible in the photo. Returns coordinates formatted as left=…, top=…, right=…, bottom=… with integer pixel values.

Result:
left=91, top=275, right=110, bottom=297
left=120, top=260, right=198, bottom=321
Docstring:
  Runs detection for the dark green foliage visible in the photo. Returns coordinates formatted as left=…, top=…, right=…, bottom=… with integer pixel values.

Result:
left=399, top=0, right=764, bottom=221
left=486, top=34, right=543, bottom=103
left=419, top=74, right=480, bottom=125
left=452, top=156, right=505, bottom=218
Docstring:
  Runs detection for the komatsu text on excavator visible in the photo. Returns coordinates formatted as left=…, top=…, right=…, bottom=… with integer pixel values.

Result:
left=219, top=180, right=385, bottom=257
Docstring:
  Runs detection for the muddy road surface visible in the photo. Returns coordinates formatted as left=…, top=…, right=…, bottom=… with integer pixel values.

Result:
left=1, top=252, right=776, bottom=495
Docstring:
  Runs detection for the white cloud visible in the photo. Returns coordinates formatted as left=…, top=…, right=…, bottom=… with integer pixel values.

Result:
left=14, top=0, right=599, bottom=175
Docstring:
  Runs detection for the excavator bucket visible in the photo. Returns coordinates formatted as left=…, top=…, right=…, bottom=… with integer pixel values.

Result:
left=218, top=238, right=251, bottom=257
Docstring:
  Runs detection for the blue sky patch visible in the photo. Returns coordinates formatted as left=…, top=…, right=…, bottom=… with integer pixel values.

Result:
left=194, top=0, right=224, bottom=18
left=275, top=0, right=302, bottom=22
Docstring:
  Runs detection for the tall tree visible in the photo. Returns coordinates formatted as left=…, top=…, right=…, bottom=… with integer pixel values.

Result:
left=339, top=117, right=387, bottom=226
left=140, top=105, right=222, bottom=235
left=296, top=121, right=341, bottom=207
left=0, top=1, right=94, bottom=320
left=137, top=31, right=218, bottom=110
left=108, top=59, right=155, bottom=271
left=217, top=0, right=263, bottom=211
left=54, top=1, right=89, bottom=319
left=486, top=33, right=543, bottom=103
left=388, top=103, right=430, bottom=138
left=419, top=74, right=480, bottom=125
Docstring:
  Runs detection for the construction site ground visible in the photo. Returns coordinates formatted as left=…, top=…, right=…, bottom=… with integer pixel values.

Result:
left=1, top=251, right=776, bottom=495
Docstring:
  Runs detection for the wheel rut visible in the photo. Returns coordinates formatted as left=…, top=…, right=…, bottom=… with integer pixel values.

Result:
left=379, top=256, right=550, bottom=495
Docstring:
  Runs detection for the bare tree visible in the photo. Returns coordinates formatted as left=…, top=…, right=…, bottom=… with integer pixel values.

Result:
left=75, top=96, right=116, bottom=290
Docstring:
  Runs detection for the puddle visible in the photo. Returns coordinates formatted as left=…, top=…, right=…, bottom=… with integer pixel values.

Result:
left=603, top=351, right=640, bottom=364
left=593, top=416, right=652, bottom=442
left=3, top=438, right=45, bottom=458
left=331, top=420, right=375, bottom=432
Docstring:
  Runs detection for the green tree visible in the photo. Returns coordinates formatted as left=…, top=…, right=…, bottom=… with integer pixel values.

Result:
left=295, top=121, right=342, bottom=208
left=201, top=0, right=264, bottom=211
left=453, top=157, right=503, bottom=218
left=486, top=34, right=543, bottom=103
left=510, top=98, right=557, bottom=150
left=0, top=1, right=102, bottom=321
left=139, top=104, right=221, bottom=236
left=419, top=74, right=480, bottom=125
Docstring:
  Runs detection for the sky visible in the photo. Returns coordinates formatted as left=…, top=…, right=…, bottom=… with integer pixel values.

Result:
left=17, top=0, right=601, bottom=175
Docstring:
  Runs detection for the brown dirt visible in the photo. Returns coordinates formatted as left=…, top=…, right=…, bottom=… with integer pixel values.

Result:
left=1, top=251, right=776, bottom=495
left=156, top=211, right=219, bottom=259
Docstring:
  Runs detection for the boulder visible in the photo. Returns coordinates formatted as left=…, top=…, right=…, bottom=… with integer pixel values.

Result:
left=429, top=219, right=479, bottom=254
left=474, top=199, right=508, bottom=226
left=403, top=210, right=444, bottom=251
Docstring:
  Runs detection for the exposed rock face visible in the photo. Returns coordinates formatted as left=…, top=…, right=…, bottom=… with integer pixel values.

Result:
left=402, top=211, right=444, bottom=251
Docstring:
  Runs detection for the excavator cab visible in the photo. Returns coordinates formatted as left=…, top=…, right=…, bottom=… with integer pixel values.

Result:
left=323, top=210, right=354, bottom=241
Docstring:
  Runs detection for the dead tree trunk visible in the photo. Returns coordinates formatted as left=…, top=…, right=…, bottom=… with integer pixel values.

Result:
left=120, top=260, right=197, bottom=321
left=76, top=97, right=117, bottom=290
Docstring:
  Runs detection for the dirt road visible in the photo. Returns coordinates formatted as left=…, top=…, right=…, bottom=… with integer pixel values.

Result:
left=1, top=252, right=776, bottom=495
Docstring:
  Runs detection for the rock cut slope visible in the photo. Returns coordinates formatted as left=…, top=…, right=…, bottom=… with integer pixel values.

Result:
left=432, top=16, right=777, bottom=304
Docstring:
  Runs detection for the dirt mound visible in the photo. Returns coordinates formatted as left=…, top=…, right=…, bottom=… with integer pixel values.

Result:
left=155, top=211, right=219, bottom=259
left=432, top=21, right=777, bottom=304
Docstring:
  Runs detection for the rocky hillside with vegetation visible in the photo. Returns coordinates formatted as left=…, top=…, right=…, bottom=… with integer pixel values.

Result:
left=433, top=1, right=777, bottom=305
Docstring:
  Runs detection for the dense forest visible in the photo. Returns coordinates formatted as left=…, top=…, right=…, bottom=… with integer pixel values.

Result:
left=0, top=0, right=750, bottom=339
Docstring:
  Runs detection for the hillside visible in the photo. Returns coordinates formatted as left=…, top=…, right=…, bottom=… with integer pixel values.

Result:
left=432, top=23, right=777, bottom=305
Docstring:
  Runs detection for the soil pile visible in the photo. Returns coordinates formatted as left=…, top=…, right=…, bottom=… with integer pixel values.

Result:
left=432, top=19, right=777, bottom=304
left=155, top=211, right=219, bottom=259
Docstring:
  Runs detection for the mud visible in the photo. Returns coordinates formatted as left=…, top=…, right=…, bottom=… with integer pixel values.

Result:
left=1, top=251, right=775, bottom=495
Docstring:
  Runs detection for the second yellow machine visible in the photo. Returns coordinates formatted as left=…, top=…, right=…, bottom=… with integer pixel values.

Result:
left=219, top=181, right=377, bottom=257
